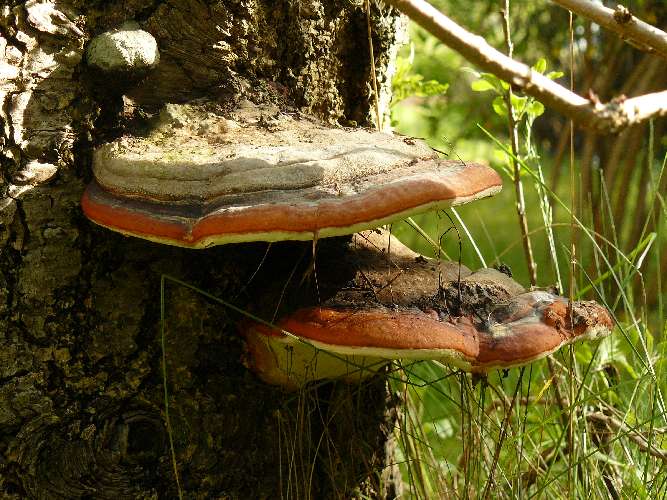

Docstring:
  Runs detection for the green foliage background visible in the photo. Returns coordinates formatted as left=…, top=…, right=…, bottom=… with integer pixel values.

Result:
left=390, top=0, right=666, bottom=331
left=387, top=1, right=667, bottom=497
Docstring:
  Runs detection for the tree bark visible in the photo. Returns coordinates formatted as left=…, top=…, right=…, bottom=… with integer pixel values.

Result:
left=0, top=1, right=404, bottom=497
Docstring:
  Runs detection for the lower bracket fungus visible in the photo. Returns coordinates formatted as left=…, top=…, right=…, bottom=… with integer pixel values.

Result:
left=242, top=231, right=614, bottom=389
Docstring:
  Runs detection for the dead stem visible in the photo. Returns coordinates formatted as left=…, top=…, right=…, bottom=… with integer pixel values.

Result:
left=366, top=0, right=382, bottom=130
left=482, top=367, right=525, bottom=500
left=500, top=6, right=538, bottom=287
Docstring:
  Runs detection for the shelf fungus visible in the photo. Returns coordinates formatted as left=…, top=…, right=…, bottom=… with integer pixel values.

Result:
left=81, top=102, right=612, bottom=389
left=81, top=102, right=501, bottom=247
left=242, top=231, right=614, bottom=388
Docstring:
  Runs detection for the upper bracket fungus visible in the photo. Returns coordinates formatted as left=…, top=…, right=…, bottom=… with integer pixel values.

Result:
left=81, top=102, right=501, bottom=247
left=242, top=231, right=614, bottom=388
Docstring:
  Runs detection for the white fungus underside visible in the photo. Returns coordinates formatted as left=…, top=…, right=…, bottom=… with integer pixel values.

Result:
left=258, top=320, right=612, bottom=386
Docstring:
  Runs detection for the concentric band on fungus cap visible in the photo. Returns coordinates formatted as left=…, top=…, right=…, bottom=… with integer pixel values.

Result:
left=81, top=161, right=501, bottom=248
left=81, top=103, right=501, bottom=247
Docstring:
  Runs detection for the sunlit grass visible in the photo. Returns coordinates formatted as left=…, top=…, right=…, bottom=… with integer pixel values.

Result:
left=389, top=18, right=666, bottom=498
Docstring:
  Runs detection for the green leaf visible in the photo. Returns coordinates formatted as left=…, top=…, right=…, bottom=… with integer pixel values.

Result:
left=471, top=79, right=496, bottom=92
left=421, top=81, right=449, bottom=96
left=461, top=67, right=481, bottom=79
left=547, top=70, right=564, bottom=80
left=527, top=100, right=545, bottom=117
left=482, top=73, right=504, bottom=91
left=533, top=57, right=547, bottom=74
left=391, top=56, right=449, bottom=106
left=510, top=94, right=527, bottom=114
left=479, top=72, right=499, bottom=82
left=492, top=95, right=507, bottom=117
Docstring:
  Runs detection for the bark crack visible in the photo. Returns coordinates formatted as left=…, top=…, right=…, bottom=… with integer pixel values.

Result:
left=0, top=369, right=30, bottom=385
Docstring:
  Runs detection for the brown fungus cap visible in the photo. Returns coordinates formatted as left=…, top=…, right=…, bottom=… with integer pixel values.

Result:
left=242, top=231, right=614, bottom=388
left=81, top=103, right=501, bottom=247
left=245, top=292, right=613, bottom=387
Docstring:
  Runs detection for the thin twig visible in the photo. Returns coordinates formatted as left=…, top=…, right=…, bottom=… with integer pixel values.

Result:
left=366, top=0, right=383, bottom=130
left=551, top=0, right=667, bottom=59
left=567, top=9, right=578, bottom=493
left=587, top=412, right=667, bottom=464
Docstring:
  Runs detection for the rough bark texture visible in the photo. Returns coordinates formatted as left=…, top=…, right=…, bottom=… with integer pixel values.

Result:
left=0, top=1, right=404, bottom=497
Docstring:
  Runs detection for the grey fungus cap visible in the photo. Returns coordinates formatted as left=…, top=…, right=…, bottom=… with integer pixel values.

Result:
left=86, top=22, right=160, bottom=73
left=81, top=103, right=502, bottom=248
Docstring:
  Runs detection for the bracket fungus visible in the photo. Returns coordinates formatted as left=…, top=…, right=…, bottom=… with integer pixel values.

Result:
left=81, top=102, right=612, bottom=390
left=242, top=231, right=614, bottom=388
left=86, top=22, right=160, bottom=73
left=81, top=102, right=501, bottom=247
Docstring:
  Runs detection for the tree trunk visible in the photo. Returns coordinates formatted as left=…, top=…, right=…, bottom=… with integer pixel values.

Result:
left=0, top=1, right=404, bottom=497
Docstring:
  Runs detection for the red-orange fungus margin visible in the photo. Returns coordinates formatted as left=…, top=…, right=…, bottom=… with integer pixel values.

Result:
left=81, top=163, right=501, bottom=247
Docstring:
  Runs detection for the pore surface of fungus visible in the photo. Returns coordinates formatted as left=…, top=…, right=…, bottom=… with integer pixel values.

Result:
left=243, top=231, right=614, bottom=388
left=82, top=102, right=502, bottom=247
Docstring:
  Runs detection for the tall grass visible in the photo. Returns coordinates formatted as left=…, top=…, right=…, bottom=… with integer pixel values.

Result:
left=389, top=11, right=667, bottom=498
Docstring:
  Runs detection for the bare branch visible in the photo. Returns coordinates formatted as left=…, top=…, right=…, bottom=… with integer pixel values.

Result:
left=384, top=0, right=667, bottom=133
left=552, top=0, right=667, bottom=60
